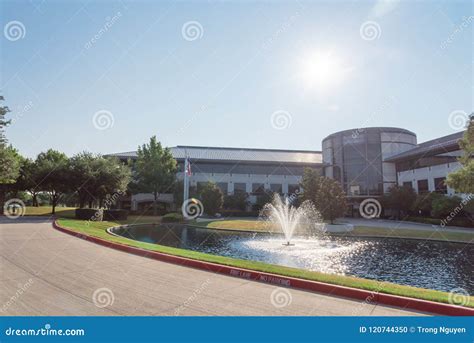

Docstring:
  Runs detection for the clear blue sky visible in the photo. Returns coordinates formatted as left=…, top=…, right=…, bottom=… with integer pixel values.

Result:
left=1, top=0, right=472, bottom=158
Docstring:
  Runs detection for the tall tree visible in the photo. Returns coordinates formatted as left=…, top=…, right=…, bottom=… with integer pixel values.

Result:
left=199, top=182, right=224, bottom=216
left=383, top=185, right=417, bottom=219
left=0, top=95, right=11, bottom=145
left=134, top=136, right=177, bottom=215
left=0, top=96, right=22, bottom=211
left=447, top=114, right=474, bottom=193
left=299, top=169, right=347, bottom=223
left=35, top=149, right=70, bottom=214
left=15, top=158, right=41, bottom=206
left=70, top=152, right=131, bottom=208
left=0, top=96, right=20, bottom=185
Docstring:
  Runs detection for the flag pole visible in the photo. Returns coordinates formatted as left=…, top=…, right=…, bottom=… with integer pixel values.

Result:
left=183, top=149, right=189, bottom=203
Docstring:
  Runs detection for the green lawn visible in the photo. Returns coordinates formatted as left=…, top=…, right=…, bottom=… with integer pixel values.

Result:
left=57, top=218, right=473, bottom=308
left=22, top=206, right=77, bottom=218
left=198, top=219, right=474, bottom=243
left=20, top=206, right=163, bottom=225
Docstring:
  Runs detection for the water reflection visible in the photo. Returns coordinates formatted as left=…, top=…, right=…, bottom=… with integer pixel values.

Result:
left=112, top=224, right=474, bottom=293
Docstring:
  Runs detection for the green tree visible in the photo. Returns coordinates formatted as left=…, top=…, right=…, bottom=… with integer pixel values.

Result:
left=299, top=169, right=347, bottom=223
left=0, top=146, right=22, bottom=211
left=70, top=152, right=131, bottom=208
left=15, top=158, right=42, bottom=207
left=198, top=182, right=224, bottom=216
left=383, top=185, right=417, bottom=219
left=431, top=195, right=464, bottom=218
left=299, top=168, right=320, bottom=201
left=0, top=96, right=21, bottom=186
left=224, top=192, right=249, bottom=211
left=447, top=114, right=474, bottom=193
left=35, top=149, right=70, bottom=214
left=134, top=136, right=177, bottom=215
left=0, top=95, right=11, bottom=146
left=411, top=192, right=443, bottom=216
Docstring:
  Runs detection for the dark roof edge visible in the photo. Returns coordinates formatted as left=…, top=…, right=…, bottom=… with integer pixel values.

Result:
left=384, top=131, right=464, bottom=162
left=175, top=145, right=321, bottom=153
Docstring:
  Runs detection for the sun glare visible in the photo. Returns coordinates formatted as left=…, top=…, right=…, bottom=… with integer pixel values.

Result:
left=299, top=51, right=348, bottom=91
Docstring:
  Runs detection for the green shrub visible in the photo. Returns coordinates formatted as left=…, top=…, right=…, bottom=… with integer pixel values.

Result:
left=103, top=209, right=128, bottom=221
left=382, top=185, right=417, bottom=219
left=224, top=192, right=249, bottom=211
left=161, top=212, right=184, bottom=223
left=75, top=208, right=102, bottom=221
left=411, top=192, right=444, bottom=216
left=198, top=182, right=224, bottom=216
left=431, top=195, right=463, bottom=218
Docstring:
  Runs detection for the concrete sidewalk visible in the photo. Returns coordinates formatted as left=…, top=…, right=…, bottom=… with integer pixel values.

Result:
left=0, top=217, right=424, bottom=316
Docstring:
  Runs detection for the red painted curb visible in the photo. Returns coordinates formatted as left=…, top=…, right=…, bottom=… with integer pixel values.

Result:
left=52, top=221, right=474, bottom=316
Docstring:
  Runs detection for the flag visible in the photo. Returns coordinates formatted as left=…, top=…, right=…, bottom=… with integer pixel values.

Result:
left=185, top=158, right=192, bottom=176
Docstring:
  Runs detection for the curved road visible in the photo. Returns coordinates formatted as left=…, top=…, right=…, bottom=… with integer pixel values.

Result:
left=0, top=217, right=424, bottom=316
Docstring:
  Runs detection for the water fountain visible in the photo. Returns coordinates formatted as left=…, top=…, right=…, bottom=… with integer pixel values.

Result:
left=260, top=194, right=325, bottom=246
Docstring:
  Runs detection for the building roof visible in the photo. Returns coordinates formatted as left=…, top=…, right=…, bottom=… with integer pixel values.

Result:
left=322, top=127, right=416, bottom=142
left=384, top=131, right=465, bottom=162
left=108, top=145, right=322, bottom=165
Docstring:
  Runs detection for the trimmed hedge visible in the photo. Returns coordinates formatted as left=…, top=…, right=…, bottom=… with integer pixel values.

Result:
left=75, top=208, right=102, bottom=220
left=104, top=209, right=128, bottom=221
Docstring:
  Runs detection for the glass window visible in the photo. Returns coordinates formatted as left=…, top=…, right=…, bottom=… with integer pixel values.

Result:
left=252, top=183, right=265, bottom=194
left=434, top=177, right=447, bottom=194
left=288, top=184, right=300, bottom=194
left=233, top=183, right=246, bottom=193
left=417, top=179, right=429, bottom=193
left=270, top=184, right=282, bottom=194
left=216, top=182, right=228, bottom=194
left=403, top=181, right=412, bottom=189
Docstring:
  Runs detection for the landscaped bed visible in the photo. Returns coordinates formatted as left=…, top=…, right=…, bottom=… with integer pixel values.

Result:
left=57, top=218, right=474, bottom=308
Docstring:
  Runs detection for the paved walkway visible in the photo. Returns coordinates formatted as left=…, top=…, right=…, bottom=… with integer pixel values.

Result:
left=0, top=217, right=424, bottom=316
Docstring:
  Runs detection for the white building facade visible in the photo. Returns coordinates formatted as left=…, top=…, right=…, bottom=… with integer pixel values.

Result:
left=110, top=128, right=469, bottom=212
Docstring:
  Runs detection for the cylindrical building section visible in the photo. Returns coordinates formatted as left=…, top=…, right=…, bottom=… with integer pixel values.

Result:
left=322, top=127, right=417, bottom=197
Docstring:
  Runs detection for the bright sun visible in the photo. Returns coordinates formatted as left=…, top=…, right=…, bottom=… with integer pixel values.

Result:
left=300, top=52, right=348, bottom=91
